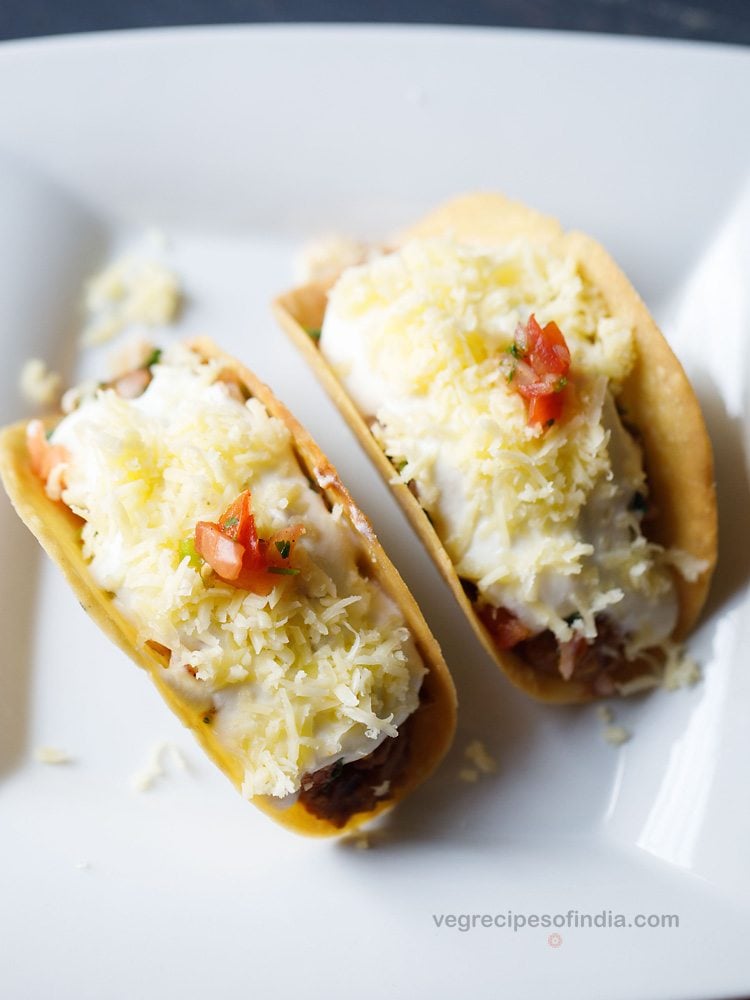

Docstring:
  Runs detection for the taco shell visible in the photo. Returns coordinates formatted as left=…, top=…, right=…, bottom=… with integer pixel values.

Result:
left=0, top=337, right=456, bottom=835
left=274, top=193, right=717, bottom=704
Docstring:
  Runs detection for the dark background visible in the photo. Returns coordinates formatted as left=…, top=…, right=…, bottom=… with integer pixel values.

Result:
left=1, top=0, right=750, bottom=45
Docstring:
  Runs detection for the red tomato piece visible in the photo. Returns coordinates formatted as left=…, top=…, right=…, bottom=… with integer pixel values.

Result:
left=508, top=315, right=571, bottom=428
left=527, top=392, right=564, bottom=427
left=195, top=490, right=305, bottom=593
left=478, top=605, right=533, bottom=649
left=194, top=522, right=245, bottom=580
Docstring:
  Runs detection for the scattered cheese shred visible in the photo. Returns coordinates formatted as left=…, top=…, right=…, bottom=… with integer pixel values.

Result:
left=595, top=705, right=614, bottom=724
left=295, top=234, right=379, bottom=286
left=603, top=725, right=632, bottom=746
left=458, top=767, right=479, bottom=783
left=34, top=746, right=73, bottom=765
left=80, top=233, right=181, bottom=347
left=464, top=739, right=497, bottom=774
left=19, top=358, right=62, bottom=407
left=130, top=741, right=170, bottom=793
left=663, top=649, right=702, bottom=690
left=129, top=741, right=189, bottom=792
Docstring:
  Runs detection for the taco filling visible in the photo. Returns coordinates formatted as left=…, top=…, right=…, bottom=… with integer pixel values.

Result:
left=30, top=344, right=426, bottom=822
left=320, top=237, right=707, bottom=693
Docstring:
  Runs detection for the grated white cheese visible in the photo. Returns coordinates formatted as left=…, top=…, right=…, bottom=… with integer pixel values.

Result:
left=34, top=747, right=73, bottom=765
left=595, top=705, right=614, bottom=724
left=130, top=741, right=169, bottom=792
left=464, top=739, right=497, bottom=774
left=80, top=235, right=181, bottom=347
left=321, top=237, right=699, bottom=660
left=294, top=234, right=380, bottom=286
left=34, top=746, right=73, bottom=765
left=51, top=346, right=425, bottom=798
left=20, top=358, right=62, bottom=407
left=458, top=767, right=479, bottom=783
left=662, top=648, right=702, bottom=690
left=603, top=724, right=631, bottom=746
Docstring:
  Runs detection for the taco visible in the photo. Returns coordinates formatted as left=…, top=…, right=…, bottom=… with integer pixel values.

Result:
left=274, top=193, right=717, bottom=703
left=0, top=338, right=456, bottom=834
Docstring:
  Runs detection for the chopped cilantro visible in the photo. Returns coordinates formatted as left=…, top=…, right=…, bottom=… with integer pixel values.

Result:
left=222, top=515, right=239, bottom=530
left=267, top=566, right=300, bottom=576
left=508, top=342, right=523, bottom=359
left=145, top=348, right=162, bottom=368
left=275, top=539, right=291, bottom=559
left=307, top=328, right=322, bottom=343
left=178, top=537, right=202, bottom=568
left=554, top=376, right=568, bottom=392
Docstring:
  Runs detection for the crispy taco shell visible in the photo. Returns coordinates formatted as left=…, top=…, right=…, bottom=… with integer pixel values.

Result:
left=0, top=337, right=456, bottom=835
left=274, top=193, right=717, bottom=704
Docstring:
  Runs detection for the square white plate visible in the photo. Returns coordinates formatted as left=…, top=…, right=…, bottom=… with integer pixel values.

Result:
left=0, top=26, right=748, bottom=1000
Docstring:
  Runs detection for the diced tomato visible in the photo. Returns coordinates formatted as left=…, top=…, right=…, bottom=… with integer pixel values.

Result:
left=27, top=419, right=70, bottom=486
left=527, top=392, right=564, bottom=427
left=506, top=315, right=572, bottom=428
left=478, top=605, right=533, bottom=650
left=195, top=522, right=245, bottom=580
left=266, top=523, right=306, bottom=568
left=219, top=490, right=259, bottom=552
left=525, top=315, right=570, bottom=376
left=194, top=490, right=305, bottom=594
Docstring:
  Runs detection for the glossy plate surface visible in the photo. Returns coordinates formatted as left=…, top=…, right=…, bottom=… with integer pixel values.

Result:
left=0, top=25, right=748, bottom=1000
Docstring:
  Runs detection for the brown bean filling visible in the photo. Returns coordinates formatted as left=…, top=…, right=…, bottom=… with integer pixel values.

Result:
left=297, top=711, right=415, bottom=828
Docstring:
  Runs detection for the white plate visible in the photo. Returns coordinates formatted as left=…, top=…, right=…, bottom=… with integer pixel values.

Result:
left=0, top=26, right=749, bottom=1000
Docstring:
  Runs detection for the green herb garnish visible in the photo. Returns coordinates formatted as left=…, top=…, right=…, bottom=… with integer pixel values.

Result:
left=145, top=347, right=162, bottom=368
left=307, top=329, right=322, bottom=344
left=275, top=539, right=291, bottom=559
left=508, top=342, right=523, bottom=359
left=222, top=515, right=239, bottom=530
left=554, top=376, right=568, bottom=392
left=178, top=537, right=202, bottom=568
left=267, top=566, right=300, bottom=576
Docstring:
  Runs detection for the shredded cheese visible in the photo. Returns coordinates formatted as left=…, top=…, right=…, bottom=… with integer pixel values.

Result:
left=34, top=746, right=73, bottom=765
left=464, top=739, right=497, bottom=774
left=603, top=724, right=631, bottom=746
left=81, top=234, right=181, bottom=347
left=50, top=346, right=424, bottom=798
left=19, top=358, right=62, bottom=407
left=321, top=237, right=699, bottom=660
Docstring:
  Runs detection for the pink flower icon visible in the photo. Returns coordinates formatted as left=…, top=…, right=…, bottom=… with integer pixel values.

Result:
left=548, top=932, right=563, bottom=948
